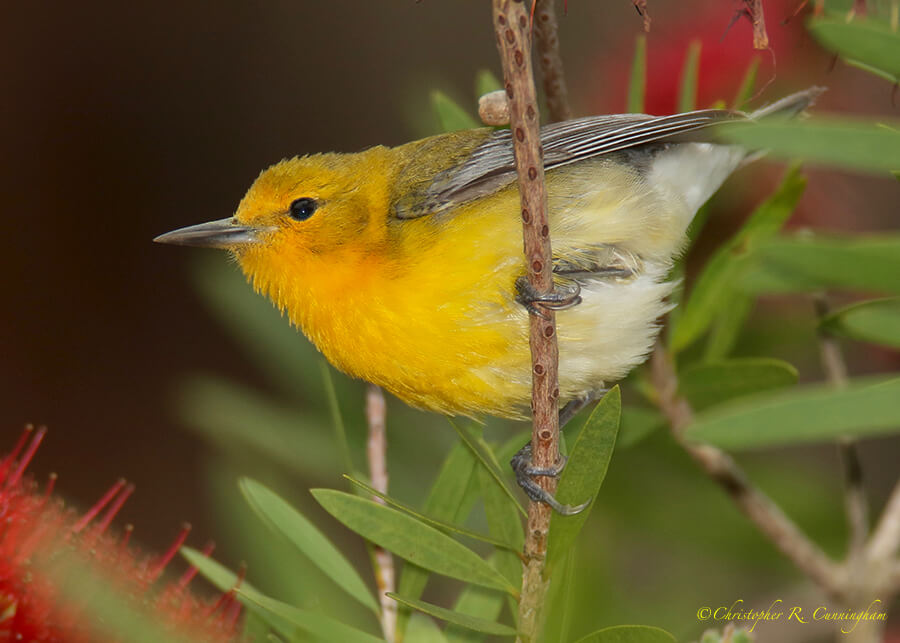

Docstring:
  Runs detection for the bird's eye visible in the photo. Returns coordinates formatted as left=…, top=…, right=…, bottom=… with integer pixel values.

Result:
left=288, top=197, right=318, bottom=221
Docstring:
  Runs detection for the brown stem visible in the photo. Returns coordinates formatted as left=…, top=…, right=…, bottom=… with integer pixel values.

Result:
left=533, top=0, right=572, bottom=122
left=366, top=383, right=396, bottom=642
left=814, top=295, right=870, bottom=568
left=492, top=2, right=560, bottom=640
left=650, top=345, right=846, bottom=601
left=744, top=0, right=770, bottom=49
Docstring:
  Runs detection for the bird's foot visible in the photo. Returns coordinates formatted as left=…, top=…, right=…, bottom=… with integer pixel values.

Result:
left=515, top=277, right=582, bottom=320
left=510, top=444, right=590, bottom=516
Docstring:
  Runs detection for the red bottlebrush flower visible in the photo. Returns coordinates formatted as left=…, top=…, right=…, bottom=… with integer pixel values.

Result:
left=587, top=0, right=818, bottom=115
left=0, top=425, right=243, bottom=642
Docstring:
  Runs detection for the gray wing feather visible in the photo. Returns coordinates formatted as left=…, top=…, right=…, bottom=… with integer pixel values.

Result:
left=402, top=110, right=740, bottom=218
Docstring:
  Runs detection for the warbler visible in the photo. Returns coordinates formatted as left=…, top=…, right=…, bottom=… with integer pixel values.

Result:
left=156, top=89, right=820, bottom=422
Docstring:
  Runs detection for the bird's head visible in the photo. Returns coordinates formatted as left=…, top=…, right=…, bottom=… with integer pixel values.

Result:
left=154, top=150, right=394, bottom=307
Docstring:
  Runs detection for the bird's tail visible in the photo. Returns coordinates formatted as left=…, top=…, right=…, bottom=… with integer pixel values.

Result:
left=749, top=86, right=826, bottom=120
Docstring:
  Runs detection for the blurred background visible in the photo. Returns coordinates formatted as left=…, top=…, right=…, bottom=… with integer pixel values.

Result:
left=2, top=0, right=898, bottom=641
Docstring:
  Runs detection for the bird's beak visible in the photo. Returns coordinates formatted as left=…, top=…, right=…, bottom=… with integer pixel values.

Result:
left=153, top=217, right=267, bottom=249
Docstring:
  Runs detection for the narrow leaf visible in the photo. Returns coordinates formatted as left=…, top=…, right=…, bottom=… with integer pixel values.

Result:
left=406, top=613, right=449, bottom=643
left=239, top=478, right=378, bottom=613
left=704, top=291, right=754, bottom=361
left=821, top=297, right=900, bottom=349
left=627, top=35, right=646, bottom=113
left=432, top=91, right=480, bottom=132
left=549, top=387, right=621, bottom=567
left=475, top=69, right=503, bottom=97
left=312, top=489, right=517, bottom=594
left=741, top=234, right=900, bottom=295
left=718, top=118, right=900, bottom=174
left=240, top=589, right=386, bottom=643
left=686, top=376, right=900, bottom=449
left=320, top=360, right=354, bottom=475
left=809, top=16, right=900, bottom=83
left=445, top=582, right=506, bottom=643
left=344, top=475, right=518, bottom=550
left=181, top=547, right=298, bottom=637
left=679, top=358, right=798, bottom=411
left=678, top=40, right=701, bottom=112
left=671, top=167, right=806, bottom=353
left=732, top=57, right=760, bottom=110
left=397, top=441, right=480, bottom=640
left=476, top=466, right=524, bottom=588
left=450, top=421, right=526, bottom=517
left=573, top=625, right=677, bottom=643
left=387, top=594, right=517, bottom=637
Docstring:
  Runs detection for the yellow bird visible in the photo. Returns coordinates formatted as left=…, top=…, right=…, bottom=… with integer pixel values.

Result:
left=156, top=90, right=819, bottom=423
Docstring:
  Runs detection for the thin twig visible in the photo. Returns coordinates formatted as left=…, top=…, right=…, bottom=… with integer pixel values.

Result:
left=533, top=0, right=572, bottom=122
left=366, top=383, right=396, bottom=642
left=868, top=480, right=900, bottom=564
left=814, top=295, right=870, bottom=569
left=743, top=0, right=770, bottom=49
left=492, top=1, right=561, bottom=640
left=650, top=344, right=847, bottom=601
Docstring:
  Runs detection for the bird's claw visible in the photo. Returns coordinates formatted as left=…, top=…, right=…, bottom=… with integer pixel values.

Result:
left=515, top=277, right=582, bottom=320
left=510, top=444, right=590, bottom=516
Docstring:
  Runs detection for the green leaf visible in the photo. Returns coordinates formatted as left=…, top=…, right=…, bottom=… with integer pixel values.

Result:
left=671, top=166, right=806, bottom=353
left=573, top=625, right=677, bottom=643
left=476, top=466, right=524, bottom=587
left=686, top=376, right=900, bottom=449
left=181, top=547, right=299, bottom=638
left=320, top=361, right=354, bottom=475
left=741, top=234, right=900, bottom=295
left=618, top=406, right=664, bottom=449
left=177, top=375, right=337, bottom=477
left=809, top=16, right=900, bottom=83
left=387, top=594, right=517, bottom=637
left=240, top=589, right=386, bottom=643
left=718, top=118, right=900, bottom=174
left=445, top=582, right=506, bottom=643
left=343, top=475, right=517, bottom=550
left=432, top=90, right=480, bottom=132
left=627, top=35, right=646, bottom=113
left=679, top=358, right=798, bottom=411
left=312, top=489, right=517, bottom=594
left=475, top=69, right=503, bottom=97
left=678, top=40, right=701, bottom=112
left=397, top=441, right=480, bottom=641
left=703, top=291, right=754, bottom=361
left=239, top=478, right=379, bottom=614
left=450, top=421, right=526, bottom=517
left=732, top=57, right=760, bottom=110
left=549, top=387, right=621, bottom=567
left=406, top=613, right=449, bottom=643
left=822, top=297, right=900, bottom=349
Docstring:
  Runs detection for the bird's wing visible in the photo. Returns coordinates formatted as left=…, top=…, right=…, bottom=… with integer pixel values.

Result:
left=392, top=109, right=741, bottom=219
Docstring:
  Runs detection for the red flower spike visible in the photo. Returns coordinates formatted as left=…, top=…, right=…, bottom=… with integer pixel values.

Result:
left=0, top=426, right=243, bottom=641
left=70, top=478, right=127, bottom=534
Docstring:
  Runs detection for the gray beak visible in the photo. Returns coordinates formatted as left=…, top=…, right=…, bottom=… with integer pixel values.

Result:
left=153, top=217, right=264, bottom=249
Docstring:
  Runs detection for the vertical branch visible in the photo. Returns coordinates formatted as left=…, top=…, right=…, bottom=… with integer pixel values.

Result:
left=492, top=1, right=560, bottom=640
left=533, top=0, right=572, bottom=122
left=366, top=383, right=396, bottom=642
